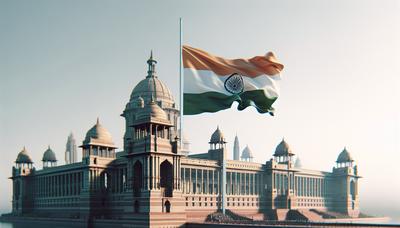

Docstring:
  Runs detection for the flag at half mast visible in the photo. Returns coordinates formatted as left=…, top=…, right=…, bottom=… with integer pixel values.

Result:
left=182, top=45, right=284, bottom=115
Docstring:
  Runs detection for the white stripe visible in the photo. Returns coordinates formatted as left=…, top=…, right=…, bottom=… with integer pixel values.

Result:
left=184, top=69, right=280, bottom=98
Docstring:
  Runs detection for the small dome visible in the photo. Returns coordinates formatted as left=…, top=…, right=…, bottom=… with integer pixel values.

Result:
left=241, top=145, right=254, bottom=159
left=83, top=118, right=115, bottom=147
left=136, top=100, right=168, bottom=120
left=209, top=126, right=226, bottom=144
left=42, top=146, right=57, bottom=162
left=336, top=147, right=354, bottom=163
left=16, top=147, right=33, bottom=164
left=274, top=138, right=294, bottom=156
left=294, top=157, right=302, bottom=168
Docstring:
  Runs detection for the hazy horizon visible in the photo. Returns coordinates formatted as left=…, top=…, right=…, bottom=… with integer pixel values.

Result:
left=1, top=0, right=399, bottom=220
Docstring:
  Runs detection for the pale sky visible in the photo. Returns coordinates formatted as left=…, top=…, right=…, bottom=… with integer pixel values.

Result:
left=0, top=0, right=399, bottom=219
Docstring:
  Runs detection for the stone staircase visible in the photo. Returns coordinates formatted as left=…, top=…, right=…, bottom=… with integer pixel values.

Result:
left=297, top=209, right=325, bottom=221
left=286, top=210, right=308, bottom=221
left=310, top=209, right=350, bottom=219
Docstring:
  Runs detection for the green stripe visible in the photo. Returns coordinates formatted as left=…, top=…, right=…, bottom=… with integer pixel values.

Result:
left=184, top=90, right=277, bottom=115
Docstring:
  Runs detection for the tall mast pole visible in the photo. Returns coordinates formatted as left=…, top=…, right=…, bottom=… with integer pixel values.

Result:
left=179, top=18, right=183, bottom=149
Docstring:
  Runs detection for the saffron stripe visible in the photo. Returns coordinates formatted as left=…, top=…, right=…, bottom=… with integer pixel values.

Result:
left=183, top=45, right=284, bottom=77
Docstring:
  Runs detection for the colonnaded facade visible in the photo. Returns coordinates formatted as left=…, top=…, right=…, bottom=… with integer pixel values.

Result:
left=9, top=54, right=361, bottom=227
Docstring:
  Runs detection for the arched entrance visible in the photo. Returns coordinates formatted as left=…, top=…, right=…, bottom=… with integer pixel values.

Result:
left=350, top=180, right=356, bottom=200
left=133, top=161, right=143, bottom=197
left=134, top=200, right=140, bottom=213
left=160, top=160, right=173, bottom=197
left=164, top=200, right=171, bottom=213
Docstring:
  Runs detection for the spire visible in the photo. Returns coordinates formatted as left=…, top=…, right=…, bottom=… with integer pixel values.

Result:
left=147, top=50, right=157, bottom=78
left=66, top=132, right=78, bottom=164
left=233, top=134, right=240, bottom=160
left=96, top=117, right=100, bottom=125
left=295, top=157, right=302, bottom=168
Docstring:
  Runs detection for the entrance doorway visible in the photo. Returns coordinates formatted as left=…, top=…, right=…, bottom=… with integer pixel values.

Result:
left=133, top=161, right=143, bottom=197
left=160, top=160, right=173, bottom=197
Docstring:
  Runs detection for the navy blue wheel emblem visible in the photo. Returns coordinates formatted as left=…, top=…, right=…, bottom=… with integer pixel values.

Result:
left=224, top=73, right=244, bottom=95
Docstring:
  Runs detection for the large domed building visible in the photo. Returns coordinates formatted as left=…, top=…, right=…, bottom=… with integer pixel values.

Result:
left=122, top=53, right=180, bottom=153
left=9, top=54, right=362, bottom=226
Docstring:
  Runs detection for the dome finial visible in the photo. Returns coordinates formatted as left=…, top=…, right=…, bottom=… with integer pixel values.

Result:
left=96, top=117, right=99, bottom=125
left=147, top=50, right=157, bottom=78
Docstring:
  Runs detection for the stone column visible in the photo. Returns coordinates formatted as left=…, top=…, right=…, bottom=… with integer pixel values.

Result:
left=195, top=168, right=198, bottom=194
left=157, top=156, right=160, bottom=189
left=146, top=157, right=150, bottom=190
left=189, top=168, right=192, bottom=194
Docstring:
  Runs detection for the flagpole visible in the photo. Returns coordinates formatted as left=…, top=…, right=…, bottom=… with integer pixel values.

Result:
left=179, top=17, right=183, bottom=149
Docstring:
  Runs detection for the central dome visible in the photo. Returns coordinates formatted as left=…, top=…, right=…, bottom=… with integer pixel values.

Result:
left=129, top=53, right=175, bottom=109
left=130, top=77, right=174, bottom=107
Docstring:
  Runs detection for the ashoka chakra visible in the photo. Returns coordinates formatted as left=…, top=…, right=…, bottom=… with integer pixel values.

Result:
left=224, top=73, right=244, bottom=94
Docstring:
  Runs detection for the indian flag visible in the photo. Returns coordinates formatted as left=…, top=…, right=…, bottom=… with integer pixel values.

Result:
left=183, top=45, right=284, bottom=115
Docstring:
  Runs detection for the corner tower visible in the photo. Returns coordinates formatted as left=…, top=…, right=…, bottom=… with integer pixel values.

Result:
left=332, top=147, right=360, bottom=217
left=124, top=97, right=186, bottom=227
left=12, top=147, right=35, bottom=215
left=265, top=139, right=297, bottom=210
